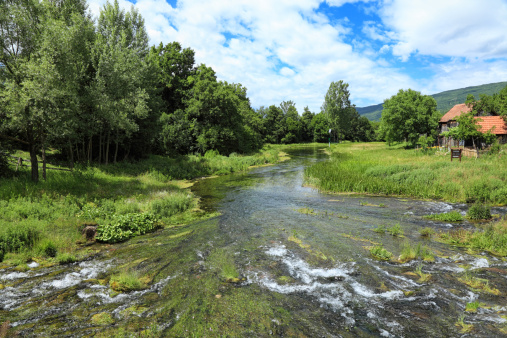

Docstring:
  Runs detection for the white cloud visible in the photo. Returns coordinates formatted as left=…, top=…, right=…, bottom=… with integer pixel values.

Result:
left=85, top=0, right=417, bottom=110
left=326, top=0, right=375, bottom=7
left=379, top=0, right=507, bottom=61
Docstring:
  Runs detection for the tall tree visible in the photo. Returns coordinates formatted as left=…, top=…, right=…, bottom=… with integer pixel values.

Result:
left=91, top=0, right=150, bottom=164
left=0, top=0, right=93, bottom=181
left=379, top=89, right=440, bottom=147
left=321, top=80, right=352, bottom=142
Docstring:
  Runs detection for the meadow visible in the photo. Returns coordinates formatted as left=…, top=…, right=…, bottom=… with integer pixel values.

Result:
left=0, top=146, right=285, bottom=266
left=305, top=142, right=507, bottom=205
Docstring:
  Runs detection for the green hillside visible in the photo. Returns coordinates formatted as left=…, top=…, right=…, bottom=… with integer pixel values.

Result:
left=357, top=81, right=507, bottom=121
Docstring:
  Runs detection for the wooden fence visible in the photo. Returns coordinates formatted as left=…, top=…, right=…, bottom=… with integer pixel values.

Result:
left=5, top=155, right=72, bottom=172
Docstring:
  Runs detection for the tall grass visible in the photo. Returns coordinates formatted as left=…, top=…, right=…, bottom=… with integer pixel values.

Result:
left=0, top=146, right=284, bottom=263
left=305, top=142, right=507, bottom=204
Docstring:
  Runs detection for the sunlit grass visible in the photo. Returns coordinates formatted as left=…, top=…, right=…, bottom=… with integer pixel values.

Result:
left=305, top=142, right=507, bottom=204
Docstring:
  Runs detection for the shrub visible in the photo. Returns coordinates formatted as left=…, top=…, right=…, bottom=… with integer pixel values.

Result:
left=39, top=240, right=57, bottom=257
left=0, top=226, right=39, bottom=256
left=467, top=204, right=492, bottom=220
left=95, top=213, right=161, bottom=243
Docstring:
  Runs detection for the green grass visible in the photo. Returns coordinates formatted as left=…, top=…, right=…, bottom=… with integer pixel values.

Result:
left=419, top=227, right=435, bottom=237
left=436, top=218, right=507, bottom=256
left=110, top=270, right=148, bottom=292
left=0, top=146, right=285, bottom=265
left=424, top=211, right=463, bottom=222
left=304, top=142, right=507, bottom=205
left=399, top=242, right=434, bottom=262
left=465, top=301, right=486, bottom=312
left=466, top=204, right=492, bottom=220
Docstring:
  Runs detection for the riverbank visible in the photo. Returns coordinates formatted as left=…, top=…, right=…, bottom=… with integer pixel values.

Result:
left=0, top=145, right=288, bottom=268
left=304, top=142, right=507, bottom=205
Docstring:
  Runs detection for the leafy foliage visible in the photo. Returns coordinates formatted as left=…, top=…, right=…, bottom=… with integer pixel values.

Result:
left=95, top=213, right=161, bottom=243
left=379, top=89, right=440, bottom=147
left=424, top=211, right=463, bottom=222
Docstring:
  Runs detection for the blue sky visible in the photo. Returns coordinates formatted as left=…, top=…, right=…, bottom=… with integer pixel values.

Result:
left=88, top=0, right=507, bottom=113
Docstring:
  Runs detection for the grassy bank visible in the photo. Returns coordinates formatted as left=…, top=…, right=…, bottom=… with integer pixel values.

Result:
left=305, top=142, right=507, bottom=204
left=0, top=146, right=286, bottom=266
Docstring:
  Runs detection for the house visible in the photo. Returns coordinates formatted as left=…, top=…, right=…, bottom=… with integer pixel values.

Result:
left=438, top=103, right=507, bottom=147
left=438, top=103, right=473, bottom=147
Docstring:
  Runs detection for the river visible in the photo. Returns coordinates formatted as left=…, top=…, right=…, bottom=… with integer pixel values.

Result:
left=1, top=147, right=506, bottom=337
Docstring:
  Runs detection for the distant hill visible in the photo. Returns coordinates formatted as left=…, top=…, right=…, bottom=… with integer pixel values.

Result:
left=356, top=81, right=507, bottom=121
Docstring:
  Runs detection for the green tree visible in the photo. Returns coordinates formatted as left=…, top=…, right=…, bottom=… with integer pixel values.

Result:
left=0, top=0, right=93, bottom=181
left=91, top=0, right=150, bottom=164
left=301, top=106, right=315, bottom=142
left=321, top=80, right=352, bottom=142
left=310, top=113, right=329, bottom=142
left=379, top=89, right=440, bottom=147
left=442, top=112, right=496, bottom=148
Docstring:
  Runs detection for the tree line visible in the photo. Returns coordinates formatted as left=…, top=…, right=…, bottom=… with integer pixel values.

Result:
left=0, top=0, right=377, bottom=182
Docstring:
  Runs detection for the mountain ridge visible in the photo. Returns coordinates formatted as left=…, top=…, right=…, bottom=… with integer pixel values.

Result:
left=356, top=81, right=507, bottom=121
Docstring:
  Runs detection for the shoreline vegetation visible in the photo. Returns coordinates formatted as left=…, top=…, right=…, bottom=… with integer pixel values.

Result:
left=304, top=141, right=507, bottom=257
left=304, top=142, right=507, bottom=205
left=0, top=145, right=288, bottom=267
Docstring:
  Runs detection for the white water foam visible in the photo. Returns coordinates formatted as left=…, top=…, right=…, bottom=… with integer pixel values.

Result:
left=254, top=245, right=407, bottom=329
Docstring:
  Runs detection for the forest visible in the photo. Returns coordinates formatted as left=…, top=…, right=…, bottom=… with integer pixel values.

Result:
left=0, top=0, right=375, bottom=182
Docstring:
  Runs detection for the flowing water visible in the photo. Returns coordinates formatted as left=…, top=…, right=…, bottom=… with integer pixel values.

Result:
left=1, top=147, right=507, bottom=337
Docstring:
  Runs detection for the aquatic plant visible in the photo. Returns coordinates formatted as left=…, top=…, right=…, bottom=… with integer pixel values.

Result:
left=369, top=245, right=393, bottom=260
left=424, top=211, right=463, bottom=222
left=455, top=314, right=473, bottom=333
left=387, top=223, right=404, bottom=237
left=419, top=227, right=435, bottom=237
left=415, top=263, right=431, bottom=282
left=458, top=270, right=500, bottom=295
left=436, top=220, right=507, bottom=256
left=465, top=301, right=485, bottom=312
left=373, top=224, right=387, bottom=233
left=110, top=271, right=147, bottom=292
left=399, top=242, right=434, bottom=262
left=466, top=204, right=492, bottom=220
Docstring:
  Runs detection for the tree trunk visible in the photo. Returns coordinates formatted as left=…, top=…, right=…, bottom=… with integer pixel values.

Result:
left=29, top=142, right=39, bottom=183
left=98, top=130, right=102, bottom=164
left=88, top=137, right=92, bottom=164
left=105, top=130, right=110, bottom=165
left=42, top=135, right=47, bottom=180
left=68, top=141, right=74, bottom=169
left=114, top=130, right=119, bottom=164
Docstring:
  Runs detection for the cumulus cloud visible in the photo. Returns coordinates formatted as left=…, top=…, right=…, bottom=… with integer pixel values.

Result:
left=379, top=0, right=507, bottom=61
left=86, top=0, right=415, bottom=110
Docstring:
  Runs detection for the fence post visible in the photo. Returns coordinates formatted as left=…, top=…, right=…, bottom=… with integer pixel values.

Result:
left=16, top=157, right=22, bottom=171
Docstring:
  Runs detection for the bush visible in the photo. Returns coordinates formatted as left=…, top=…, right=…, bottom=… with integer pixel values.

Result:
left=39, top=240, right=57, bottom=257
left=0, top=226, right=39, bottom=255
left=95, top=213, right=161, bottom=243
left=467, top=204, right=492, bottom=220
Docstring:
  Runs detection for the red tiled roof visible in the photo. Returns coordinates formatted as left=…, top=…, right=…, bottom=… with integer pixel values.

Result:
left=474, top=116, right=507, bottom=135
left=439, top=103, right=473, bottom=123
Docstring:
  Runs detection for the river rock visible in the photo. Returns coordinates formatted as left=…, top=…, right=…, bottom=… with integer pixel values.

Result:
left=82, top=225, right=97, bottom=241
